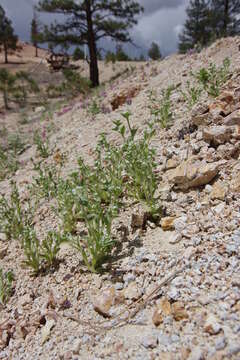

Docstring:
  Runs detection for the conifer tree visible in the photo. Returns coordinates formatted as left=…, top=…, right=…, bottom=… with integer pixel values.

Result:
left=178, top=0, right=211, bottom=53
left=31, top=12, right=42, bottom=57
left=148, top=42, right=161, bottom=60
left=210, top=0, right=240, bottom=37
left=0, top=5, right=18, bottom=64
left=37, top=0, right=143, bottom=87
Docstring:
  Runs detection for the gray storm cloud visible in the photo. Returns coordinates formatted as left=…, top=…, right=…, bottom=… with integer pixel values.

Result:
left=139, top=0, right=186, bottom=14
left=1, top=0, right=188, bottom=55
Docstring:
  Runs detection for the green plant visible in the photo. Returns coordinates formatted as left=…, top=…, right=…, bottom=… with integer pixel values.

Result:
left=88, top=99, right=101, bottom=117
left=196, top=58, right=230, bottom=97
left=148, top=87, right=174, bottom=128
left=0, top=145, right=19, bottom=180
left=73, top=47, right=85, bottom=61
left=181, top=80, right=202, bottom=109
left=13, top=71, right=40, bottom=108
left=70, top=205, right=115, bottom=273
left=0, top=182, right=25, bottom=240
left=0, top=69, right=16, bottom=109
left=7, top=134, right=25, bottom=155
left=0, top=268, right=14, bottom=305
left=62, top=69, right=90, bottom=97
left=22, top=227, right=64, bottom=274
left=40, top=231, right=65, bottom=268
left=22, top=226, right=41, bottom=275
left=33, top=129, right=49, bottom=158
left=31, top=163, right=59, bottom=199
left=113, top=112, right=160, bottom=218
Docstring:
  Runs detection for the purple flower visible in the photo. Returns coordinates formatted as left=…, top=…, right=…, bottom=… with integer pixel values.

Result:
left=42, top=126, right=46, bottom=140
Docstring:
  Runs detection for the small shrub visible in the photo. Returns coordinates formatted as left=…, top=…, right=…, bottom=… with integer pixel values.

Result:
left=22, top=227, right=65, bottom=274
left=22, top=227, right=41, bottom=275
left=31, top=163, right=59, bottom=199
left=0, top=182, right=26, bottom=240
left=7, top=134, right=25, bottom=155
left=88, top=99, right=101, bottom=117
left=73, top=47, right=85, bottom=61
left=70, top=206, right=115, bottom=273
left=148, top=86, right=174, bottom=128
left=62, top=69, right=90, bottom=97
left=181, top=80, right=202, bottom=109
left=0, top=269, right=14, bottom=305
left=13, top=71, right=40, bottom=108
left=0, top=69, right=16, bottom=109
left=34, top=129, right=50, bottom=158
left=113, top=112, right=160, bottom=219
left=195, top=58, right=231, bottom=98
left=40, top=231, right=65, bottom=268
left=0, top=145, right=19, bottom=180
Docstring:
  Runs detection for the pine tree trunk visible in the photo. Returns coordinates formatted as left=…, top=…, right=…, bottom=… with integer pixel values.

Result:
left=35, top=45, right=38, bottom=58
left=4, top=43, right=8, bottom=64
left=223, top=0, right=229, bottom=35
left=85, top=0, right=99, bottom=87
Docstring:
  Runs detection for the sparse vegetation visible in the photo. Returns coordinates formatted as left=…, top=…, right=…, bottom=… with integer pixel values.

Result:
left=33, top=128, right=50, bottom=158
left=181, top=80, right=203, bottom=108
left=0, top=69, right=16, bottom=109
left=0, top=268, right=14, bottom=305
left=195, top=58, right=231, bottom=97
left=0, top=69, right=40, bottom=109
left=0, top=145, right=19, bottom=180
left=73, top=47, right=85, bottom=61
left=0, top=182, right=26, bottom=240
left=148, top=87, right=174, bottom=128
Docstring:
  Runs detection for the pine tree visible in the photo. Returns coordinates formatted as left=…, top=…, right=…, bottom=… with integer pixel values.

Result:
left=37, top=0, right=143, bottom=87
left=115, top=45, right=130, bottom=61
left=210, top=0, right=240, bottom=37
left=31, top=12, right=41, bottom=57
left=0, top=5, right=18, bottom=64
left=148, top=42, right=161, bottom=60
left=178, top=0, right=211, bottom=53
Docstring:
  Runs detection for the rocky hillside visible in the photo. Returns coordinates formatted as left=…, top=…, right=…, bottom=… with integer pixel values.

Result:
left=0, top=36, right=240, bottom=359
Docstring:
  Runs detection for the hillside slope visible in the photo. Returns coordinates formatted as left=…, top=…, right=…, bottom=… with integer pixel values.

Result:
left=0, top=37, right=240, bottom=359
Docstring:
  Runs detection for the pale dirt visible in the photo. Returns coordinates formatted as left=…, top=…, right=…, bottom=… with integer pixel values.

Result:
left=0, top=38, right=240, bottom=359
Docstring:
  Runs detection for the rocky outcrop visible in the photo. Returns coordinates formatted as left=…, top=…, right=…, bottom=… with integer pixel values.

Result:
left=202, top=125, right=233, bottom=145
left=167, top=159, right=219, bottom=189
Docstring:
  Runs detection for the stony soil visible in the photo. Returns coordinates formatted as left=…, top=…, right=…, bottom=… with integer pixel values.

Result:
left=0, top=37, right=240, bottom=359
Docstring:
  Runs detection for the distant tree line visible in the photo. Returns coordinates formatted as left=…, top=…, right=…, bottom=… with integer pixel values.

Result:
left=179, top=0, right=240, bottom=53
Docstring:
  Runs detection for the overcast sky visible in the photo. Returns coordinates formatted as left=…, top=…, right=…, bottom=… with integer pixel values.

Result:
left=1, top=0, right=189, bottom=56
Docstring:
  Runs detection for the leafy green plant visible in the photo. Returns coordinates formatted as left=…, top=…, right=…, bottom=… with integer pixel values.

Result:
left=195, top=58, right=230, bottom=97
left=113, top=112, right=160, bottom=218
left=62, top=69, right=90, bottom=97
left=13, top=71, right=40, bottom=108
left=0, top=145, right=19, bottom=180
left=73, top=46, right=85, bottom=61
left=88, top=99, right=101, bottom=117
left=22, top=226, right=41, bottom=275
left=0, top=269, right=14, bottom=305
left=40, top=231, right=65, bottom=268
left=33, top=129, right=49, bottom=158
left=22, top=227, right=65, bottom=274
left=148, top=86, right=174, bottom=128
left=0, top=182, right=26, bottom=240
left=7, top=134, right=25, bottom=155
left=181, top=80, right=202, bottom=109
left=31, top=163, right=59, bottom=199
left=0, top=68, right=16, bottom=109
left=70, top=205, right=115, bottom=273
